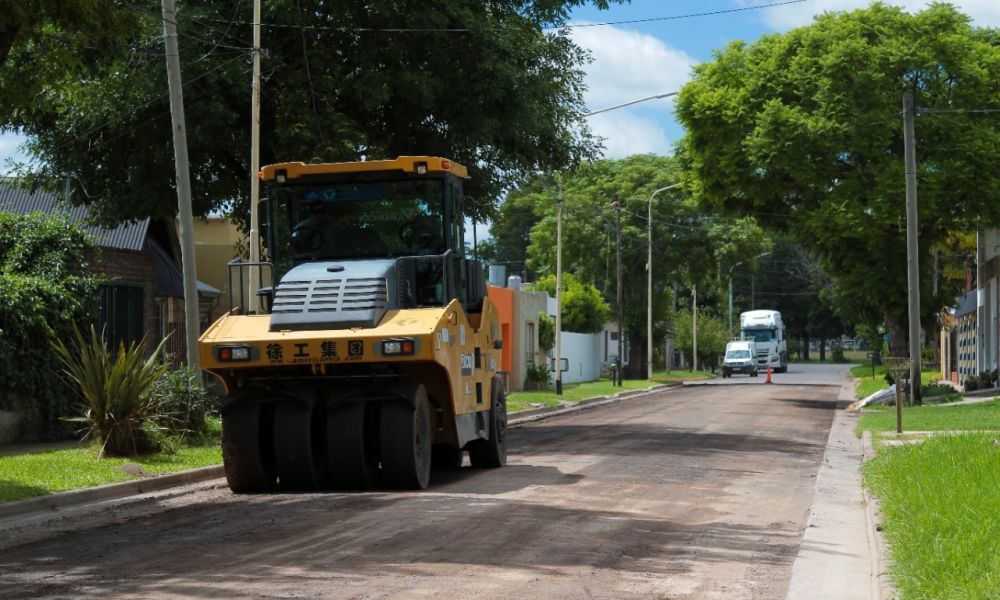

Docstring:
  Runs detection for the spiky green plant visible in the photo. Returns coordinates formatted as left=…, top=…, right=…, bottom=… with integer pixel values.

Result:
left=54, top=325, right=170, bottom=457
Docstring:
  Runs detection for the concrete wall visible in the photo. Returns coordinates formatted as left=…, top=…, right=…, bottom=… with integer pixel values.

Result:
left=553, top=331, right=602, bottom=384
left=194, top=216, right=243, bottom=308
left=978, top=228, right=1000, bottom=373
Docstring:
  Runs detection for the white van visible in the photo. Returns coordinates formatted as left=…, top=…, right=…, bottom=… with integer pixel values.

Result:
left=722, top=340, right=758, bottom=378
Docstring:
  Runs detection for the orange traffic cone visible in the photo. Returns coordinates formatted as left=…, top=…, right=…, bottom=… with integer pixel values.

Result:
left=766, top=365, right=773, bottom=384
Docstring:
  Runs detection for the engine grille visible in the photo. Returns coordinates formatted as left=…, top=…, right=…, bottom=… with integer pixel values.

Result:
left=271, top=277, right=387, bottom=314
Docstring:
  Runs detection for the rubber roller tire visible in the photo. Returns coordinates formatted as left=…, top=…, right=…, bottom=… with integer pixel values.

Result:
left=326, top=401, right=379, bottom=490
left=273, top=401, right=325, bottom=490
left=469, top=378, right=508, bottom=468
left=379, top=384, right=432, bottom=490
left=222, top=402, right=276, bottom=493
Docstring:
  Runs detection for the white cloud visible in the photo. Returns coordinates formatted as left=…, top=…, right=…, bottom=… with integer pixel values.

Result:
left=569, top=24, right=694, bottom=158
left=752, top=0, right=1000, bottom=30
left=587, top=111, right=673, bottom=158
left=570, top=24, right=697, bottom=113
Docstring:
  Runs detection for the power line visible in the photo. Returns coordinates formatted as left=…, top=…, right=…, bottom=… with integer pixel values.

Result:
left=189, top=0, right=810, bottom=34
left=563, top=0, right=809, bottom=29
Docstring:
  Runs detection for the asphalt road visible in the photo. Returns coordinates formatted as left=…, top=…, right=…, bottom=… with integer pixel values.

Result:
left=0, top=382, right=841, bottom=599
left=700, top=362, right=853, bottom=387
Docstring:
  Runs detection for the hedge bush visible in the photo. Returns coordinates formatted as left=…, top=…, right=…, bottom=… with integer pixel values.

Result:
left=0, top=212, right=98, bottom=438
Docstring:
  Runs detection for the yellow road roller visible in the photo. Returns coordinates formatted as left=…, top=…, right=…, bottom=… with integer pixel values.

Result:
left=199, top=157, right=506, bottom=491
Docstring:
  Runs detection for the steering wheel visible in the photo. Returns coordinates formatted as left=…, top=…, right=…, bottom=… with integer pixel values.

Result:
left=290, top=223, right=324, bottom=254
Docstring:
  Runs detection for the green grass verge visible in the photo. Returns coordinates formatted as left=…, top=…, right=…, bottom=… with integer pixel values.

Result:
left=507, top=370, right=715, bottom=414
left=858, top=399, right=1000, bottom=435
left=852, top=364, right=940, bottom=400
left=864, top=432, right=1000, bottom=598
left=0, top=419, right=223, bottom=504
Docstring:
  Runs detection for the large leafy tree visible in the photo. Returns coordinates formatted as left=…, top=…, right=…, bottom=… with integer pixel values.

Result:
left=3, top=0, right=620, bottom=226
left=676, top=3, right=1000, bottom=354
left=0, top=1, right=139, bottom=123
left=519, top=154, right=770, bottom=377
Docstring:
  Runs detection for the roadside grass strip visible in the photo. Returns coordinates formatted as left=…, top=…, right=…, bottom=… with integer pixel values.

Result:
left=506, top=371, right=714, bottom=414
left=0, top=420, right=223, bottom=504
left=864, top=432, right=1000, bottom=599
left=858, top=399, right=1000, bottom=435
left=851, top=363, right=939, bottom=400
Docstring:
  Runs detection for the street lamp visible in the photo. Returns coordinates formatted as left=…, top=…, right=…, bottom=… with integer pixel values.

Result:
left=647, top=182, right=684, bottom=380
left=551, top=91, right=678, bottom=393
left=728, top=251, right=772, bottom=335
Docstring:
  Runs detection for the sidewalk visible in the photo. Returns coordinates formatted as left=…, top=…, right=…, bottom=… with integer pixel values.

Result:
left=785, top=381, right=884, bottom=600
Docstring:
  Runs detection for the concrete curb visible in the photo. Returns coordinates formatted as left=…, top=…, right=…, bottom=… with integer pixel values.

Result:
left=862, top=431, right=898, bottom=599
left=0, top=465, right=224, bottom=522
left=508, top=383, right=677, bottom=427
left=0, top=383, right=682, bottom=521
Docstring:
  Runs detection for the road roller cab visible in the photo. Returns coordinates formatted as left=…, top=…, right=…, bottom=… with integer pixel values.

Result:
left=199, top=157, right=507, bottom=492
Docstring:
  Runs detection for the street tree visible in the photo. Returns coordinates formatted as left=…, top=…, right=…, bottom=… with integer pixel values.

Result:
left=2, top=0, right=621, bottom=226
left=521, top=154, right=769, bottom=378
left=0, top=1, right=138, bottom=123
left=675, top=3, right=1000, bottom=354
left=531, top=272, right=611, bottom=333
left=671, top=310, right=727, bottom=372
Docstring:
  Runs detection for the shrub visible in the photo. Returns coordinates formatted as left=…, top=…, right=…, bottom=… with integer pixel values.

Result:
left=965, top=376, right=979, bottom=392
left=525, top=362, right=551, bottom=385
left=54, top=325, right=170, bottom=457
left=831, top=342, right=845, bottom=362
left=154, top=366, right=218, bottom=436
left=0, top=212, right=98, bottom=438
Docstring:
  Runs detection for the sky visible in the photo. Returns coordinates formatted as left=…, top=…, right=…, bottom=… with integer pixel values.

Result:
left=3, top=1, right=1000, bottom=171
left=567, top=0, right=1000, bottom=159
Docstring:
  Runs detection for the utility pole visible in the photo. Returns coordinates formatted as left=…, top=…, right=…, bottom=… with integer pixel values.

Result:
left=646, top=182, right=683, bottom=380
left=614, top=198, right=623, bottom=386
left=161, top=0, right=201, bottom=373
left=248, top=0, right=263, bottom=312
left=903, top=92, right=922, bottom=404
left=692, top=285, right=698, bottom=372
left=666, top=283, right=676, bottom=371
left=554, top=174, right=564, bottom=395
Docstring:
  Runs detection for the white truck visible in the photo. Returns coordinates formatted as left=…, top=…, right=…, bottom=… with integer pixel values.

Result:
left=740, top=310, right=788, bottom=373
left=722, top=340, right=758, bottom=378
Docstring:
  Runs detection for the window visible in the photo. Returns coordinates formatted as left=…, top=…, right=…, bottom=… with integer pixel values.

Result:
left=99, top=284, right=144, bottom=350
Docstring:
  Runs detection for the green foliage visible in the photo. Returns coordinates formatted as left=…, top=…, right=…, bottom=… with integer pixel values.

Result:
left=525, top=362, right=551, bottom=385
left=54, top=325, right=171, bottom=457
left=671, top=310, right=728, bottom=368
left=537, top=312, right=555, bottom=353
left=3, top=1, right=624, bottom=226
left=515, top=155, right=768, bottom=374
left=0, top=1, right=139, bottom=124
left=676, top=3, right=1000, bottom=351
left=830, top=342, right=845, bottom=363
left=0, top=212, right=98, bottom=436
left=154, top=366, right=218, bottom=437
left=532, top=273, right=610, bottom=333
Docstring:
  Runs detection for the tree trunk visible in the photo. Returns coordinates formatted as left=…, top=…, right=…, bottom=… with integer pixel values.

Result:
left=625, top=331, right=645, bottom=379
left=802, top=335, right=811, bottom=362
left=819, top=339, right=827, bottom=362
left=886, top=315, right=908, bottom=357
